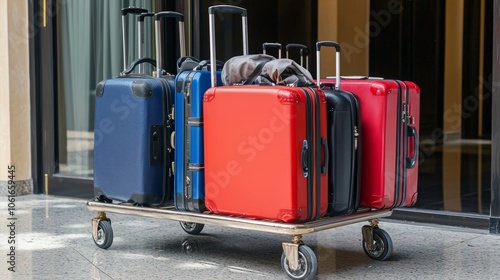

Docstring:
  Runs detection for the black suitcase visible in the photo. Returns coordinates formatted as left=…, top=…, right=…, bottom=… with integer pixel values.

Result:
left=93, top=10, right=184, bottom=206
left=316, top=41, right=361, bottom=216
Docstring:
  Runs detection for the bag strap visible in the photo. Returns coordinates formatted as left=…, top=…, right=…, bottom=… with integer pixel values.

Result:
left=242, top=61, right=268, bottom=85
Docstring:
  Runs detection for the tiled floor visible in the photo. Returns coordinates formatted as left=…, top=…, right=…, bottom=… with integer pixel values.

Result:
left=1, top=194, right=499, bottom=280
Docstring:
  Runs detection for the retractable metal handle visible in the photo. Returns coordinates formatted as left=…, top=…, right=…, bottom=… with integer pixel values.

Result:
left=137, top=13, right=154, bottom=74
left=316, top=41, right=341, bottom=90
left=209, top=5, right=248, bottom=88
left=121, top=7, right=148, bottom=71
left=154, top=11, right=186, bottom=78
left=263, top=42, right=282, bottom=58
left=286, top=43, right=309, bottom=69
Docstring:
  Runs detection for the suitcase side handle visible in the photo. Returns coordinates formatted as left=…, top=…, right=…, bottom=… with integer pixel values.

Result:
left=154, top=11, right=186, bottom=78
left=301, top=140, right=309, bottom=178
left=209, top=5, right=249, bottom=87
left=286, top=43, right=309, bottom=69
left=262, top=42, right=282, bottom=58
left=316, top=41, right=341, bottom=90
left=321, top=138, right=329, bottom=174
left=406, top=126, right=419, bottom=169
left=121, top=7, right=149, bottom=71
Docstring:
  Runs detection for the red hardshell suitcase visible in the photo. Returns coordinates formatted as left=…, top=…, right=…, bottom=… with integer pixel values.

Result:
left=203, top=5, right=328, bottom=223
left=320, top=75, right=420, bottom=209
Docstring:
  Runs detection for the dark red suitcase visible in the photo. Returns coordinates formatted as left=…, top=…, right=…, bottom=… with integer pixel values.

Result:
left=320, top=62, right=420, bottom=209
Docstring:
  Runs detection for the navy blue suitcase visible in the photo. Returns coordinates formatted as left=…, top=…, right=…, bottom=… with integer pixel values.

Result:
left=316, top=41, right=361, bottom=216
left=94, top=74, right=174, bottom=205
left=93, top=11, right=185, bottom=205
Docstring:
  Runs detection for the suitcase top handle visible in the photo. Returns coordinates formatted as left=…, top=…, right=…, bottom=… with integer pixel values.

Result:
left=121, top=7, right=148, bottom=16
left=209, top=5, right=249, bottom=87
left=262, top=42, right=282, bottom=58
left=138, top=12, right=154, bottom=22
left=316, top=41, right=341, bottom=90
left=286, top=43, right=309, bottom=69
left=208, top=5, right=247, bottom=16
left=154, top=11, right=186, bottom=78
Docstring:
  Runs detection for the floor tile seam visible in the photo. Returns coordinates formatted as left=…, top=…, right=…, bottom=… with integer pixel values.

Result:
left=70, top=245, right=115, bottom=280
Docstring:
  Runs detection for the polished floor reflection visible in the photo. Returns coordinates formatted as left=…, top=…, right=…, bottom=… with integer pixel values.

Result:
left=416, top=141, right=491, bottom=215
left=1, top=195, right=498, bottom=279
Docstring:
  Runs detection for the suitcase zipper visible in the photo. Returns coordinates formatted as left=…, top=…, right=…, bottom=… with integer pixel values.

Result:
left=391, top=80, right=403, bottom=209
left=311, top=87, right=323, bottom=221
left=301, top=88, right=314, bottom=222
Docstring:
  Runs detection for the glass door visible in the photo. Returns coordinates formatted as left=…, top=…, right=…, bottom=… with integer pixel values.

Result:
left=37, top=0, right=154, bottom=198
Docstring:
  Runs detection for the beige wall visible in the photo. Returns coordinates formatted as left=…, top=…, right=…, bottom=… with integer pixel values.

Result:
left=441, top=0, right=464, bottom=212
left=318, top=0, right=369, bottom=78
left=0, top=0, right=32, bottom=195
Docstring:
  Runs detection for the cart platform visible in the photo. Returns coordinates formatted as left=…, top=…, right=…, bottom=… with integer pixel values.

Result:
left=87, top=201, right=394, bottom=280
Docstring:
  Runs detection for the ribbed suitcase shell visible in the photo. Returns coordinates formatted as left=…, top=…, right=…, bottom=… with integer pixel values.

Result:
left=94, top=76, right=174, bottom=205
left=173, top=70, right=221, bottom=212
left=322, top=86, right=361, bottom=216
left=203, top=86, right=328, bottom=223
left=322, top=78, right=420, bottom=209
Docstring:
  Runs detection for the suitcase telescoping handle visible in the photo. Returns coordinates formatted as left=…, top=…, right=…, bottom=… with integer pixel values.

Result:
left=286, top=43, right=309, bottom=69
left=138, top=13, right=154, bottom=74
left=154, top=11, right=186, bottom=78
left=209, top=5, right=249, bottom=87
left=316, top=41, right=341, bottom=91
left=121, top=7, right=148, bottom=71
left=262, top=42, right=282, bottom=58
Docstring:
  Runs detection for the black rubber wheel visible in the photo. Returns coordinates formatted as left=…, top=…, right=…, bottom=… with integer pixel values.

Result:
left=281, top=245, right=318, bottom=280
left=179, top=221, right=204, bottom=235
left=362, top=227, right=393, bottom=261
left=93, top=220, right=113, bottom=249
left=96, top=195, right=112, bottom=203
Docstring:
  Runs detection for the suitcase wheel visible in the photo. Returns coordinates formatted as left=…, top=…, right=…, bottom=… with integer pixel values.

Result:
left=362, top=227, right=393, bottom=261
left=93, top=220, right=113, bottom=250
left=281, top=244, right=318, bottom=280
left=179, top=221, right=205, bottom=235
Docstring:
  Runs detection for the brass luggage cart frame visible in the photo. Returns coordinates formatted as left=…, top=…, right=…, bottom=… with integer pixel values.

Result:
left=87, top=201, right=394, bottom=280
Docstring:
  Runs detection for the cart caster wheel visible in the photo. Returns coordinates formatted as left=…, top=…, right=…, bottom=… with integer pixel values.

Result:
left=179, top=221, right=204, bottom=235
left=96, top=195, right=112, bottom=203
left=363, top=227, right=393, bottom=261
left=281, top=245, right=318, bottom=280
left=93, top=220, right=113, bottom=249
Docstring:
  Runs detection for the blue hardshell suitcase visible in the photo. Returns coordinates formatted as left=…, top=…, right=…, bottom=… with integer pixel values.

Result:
left=173, top=69, right=221, bottom=212
left=94, top=75, right=174, bottom=205
left=173, top=5, right=247, bottom=212
left=93, top=11, right=184, bottom=206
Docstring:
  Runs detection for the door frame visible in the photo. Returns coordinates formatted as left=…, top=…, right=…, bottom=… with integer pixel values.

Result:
left=30, top=0, right=93, bottom=198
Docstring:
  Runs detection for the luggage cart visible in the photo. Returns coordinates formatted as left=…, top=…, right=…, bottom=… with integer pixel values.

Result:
left=87, top=201, right=393, bottom=280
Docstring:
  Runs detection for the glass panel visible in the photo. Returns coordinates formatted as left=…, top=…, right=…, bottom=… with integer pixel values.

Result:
left=367, top=0, right=492, bottom=215
left=55, top=0, right=153, bottom=177
left=416, top=0, right=492, bottom=215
